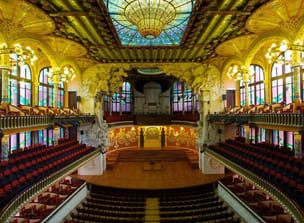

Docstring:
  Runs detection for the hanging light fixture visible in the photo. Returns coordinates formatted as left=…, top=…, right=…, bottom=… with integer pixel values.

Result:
left=0, top=43, right=37, bottom=70
left=124, top=0, right=177, bottom=39
left=47, top=66, right=76, bottom=83
left=265, top=39, right=304, bottom=66
left=227, top=65, right=254, bottom=82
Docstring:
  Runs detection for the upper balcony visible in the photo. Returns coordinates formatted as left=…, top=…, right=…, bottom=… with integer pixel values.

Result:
left=0, top=103, right=95, bottom=132
left=208, top=104, right=304, bottom=128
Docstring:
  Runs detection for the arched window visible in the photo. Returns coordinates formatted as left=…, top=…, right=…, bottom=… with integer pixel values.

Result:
left=103, top=81, right=132, bottom=114
left=172, top=81, right=199, bottom=112
left=39, top=67, right=54, bottom=107
left=271, top=51, right=293, bottom=104
left=239, top=65, right=264, bottom=106
left=249, top=65, right=265, bottom=105
left=8, top=56, right=32, bottom=106
left=121, top=82, right=131, bottom=112
left=58, top=81, right=64, bottom=108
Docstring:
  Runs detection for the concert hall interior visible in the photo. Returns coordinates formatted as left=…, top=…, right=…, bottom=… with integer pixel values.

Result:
left=0, top=0, right=304, bottom=222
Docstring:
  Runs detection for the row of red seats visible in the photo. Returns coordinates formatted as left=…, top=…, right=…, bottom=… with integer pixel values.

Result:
left=0, top=140, right=78, bottom=173
left=210, top=139, right=304, bottom=207
left=11, top=177, right=85, bottom=223
left=221, top=176, right=294, bottom=223
left=0, top=142, right=95, bottom=211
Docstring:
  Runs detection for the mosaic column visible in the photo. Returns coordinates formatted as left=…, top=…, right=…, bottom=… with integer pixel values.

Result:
left=294, top=131, right=303, bottom=158
left=1, top=133, right=9, bottom=161
left=244, top=125, right=250, bottom=143
left=292, top=50, right=302, bottom=103
left=1, top=54, right=10, bottom=103
left=54, top=83, right=58, bottom=108
left=244, top=82, right=249, bottom=106
left=265, top=129, right=272, bottom=143
left=33, top=82, right=39, bottom=106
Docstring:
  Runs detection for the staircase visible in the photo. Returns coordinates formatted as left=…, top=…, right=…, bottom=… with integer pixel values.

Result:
left=145, top=198, right=160, bottom=222
left=117, top=150, right=187, bottom=162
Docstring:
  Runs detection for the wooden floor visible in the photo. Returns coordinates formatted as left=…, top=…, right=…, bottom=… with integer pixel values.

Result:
left=73, top=147, right=228, bottom=189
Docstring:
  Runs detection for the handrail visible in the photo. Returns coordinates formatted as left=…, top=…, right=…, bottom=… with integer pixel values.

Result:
left=0, top=148, right=100, bottom=223
left=217, top=181, right=266, bottom=223
left=205, top=147, right=304, bottom=223
left=0, top=115, right=96, bottom=131
left=208, top=113, right=304, bottom=128
left=41, top=181, right=87, bottom=223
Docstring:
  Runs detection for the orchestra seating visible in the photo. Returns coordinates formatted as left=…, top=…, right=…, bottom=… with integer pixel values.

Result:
left=221, top=176, right=294, bottom=223
left=67, top=184, right=240, bottom=223
left=209, top=138, right=304, bottom=207
left=10, top=177, right=85, bottom=223
left=0, top=140, right=95, bottom=211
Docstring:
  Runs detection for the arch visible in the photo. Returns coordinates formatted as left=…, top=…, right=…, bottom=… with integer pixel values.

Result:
left=243, top=31, right=293, bottom=67
left=7, top=34, right=58, bottom=68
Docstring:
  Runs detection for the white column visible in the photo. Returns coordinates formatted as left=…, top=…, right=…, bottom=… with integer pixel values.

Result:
left=78, top=153, right=104, bottom=175
left=1, top=134, right=9, bottom=161
left=294, top=131, right=303, bottom=158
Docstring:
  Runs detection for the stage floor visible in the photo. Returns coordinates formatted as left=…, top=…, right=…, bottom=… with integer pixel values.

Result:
left=73, top=160, right=227, bottom=189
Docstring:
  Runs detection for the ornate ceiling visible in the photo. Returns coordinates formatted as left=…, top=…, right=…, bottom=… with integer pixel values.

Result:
left=28, top=0, right=271, bottom=63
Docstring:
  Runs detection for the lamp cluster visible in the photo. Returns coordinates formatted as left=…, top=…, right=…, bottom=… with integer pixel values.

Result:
left=227, top=65, right=254, bottom=82
left=265, top=39, right=304, bottom=66
left=47, top=66, right=76, bottom=83
left=0, top=43, right=37, bottom=68
left=124, top=0, right=176, bottom=39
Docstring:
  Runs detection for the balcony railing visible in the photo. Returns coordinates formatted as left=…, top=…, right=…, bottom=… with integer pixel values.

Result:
left=0, top=115, right=96, bottom=131
left=205, top=147, right=304, bottom=223
left=208, top=113, right=304, bottom=128
left=0, top=148, right=100, bottom=223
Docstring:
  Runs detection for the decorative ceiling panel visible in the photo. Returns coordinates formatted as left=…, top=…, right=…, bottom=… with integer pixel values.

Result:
left=102, top=0, right=196, bottom=46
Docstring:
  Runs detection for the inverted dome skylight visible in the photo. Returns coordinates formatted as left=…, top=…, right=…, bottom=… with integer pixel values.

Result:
left=102, top=0, right=196, bottom=46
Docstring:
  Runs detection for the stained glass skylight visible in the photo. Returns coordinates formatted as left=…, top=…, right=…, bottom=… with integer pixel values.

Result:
left=103, top=0, right=196, bottom=46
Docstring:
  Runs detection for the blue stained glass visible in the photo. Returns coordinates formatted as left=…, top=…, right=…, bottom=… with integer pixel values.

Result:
left=103, top=0, right=196, bottom=46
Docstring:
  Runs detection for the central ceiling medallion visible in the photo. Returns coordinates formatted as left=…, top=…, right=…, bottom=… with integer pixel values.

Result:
left=124, top=0, right=176, bottom=39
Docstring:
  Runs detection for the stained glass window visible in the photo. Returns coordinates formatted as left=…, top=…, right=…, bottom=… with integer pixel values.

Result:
left=19, top=131, right=31, bottom=148
left=286, top=131, right=294, bottom=150
left=39, top=67, right=54, bottom=107
left=102, top=0, right=196, bottom=46
left=121, top=82, right=131, bottom=112
left=257, top=128, right=265, bottom=143
left=104, top=81, right=132, bottom=113
left=38, top=129, right=47, bottom=146
left=8, top=59, right=32, bottom=106
left=173, top=81, right=183, bottom=112
left=58, top=81, right=64, bottom=108
left=271, top=52, right=294, bottom=104
left=240, top=80, right=245, bottom=106
left=249, top=127, right=256, bottom=144
left=273, top=130, right=284, bottom=146
left=172, top=81, right=199, bottom=112
left=9, top=134, right=17, bottom=151
left=241, top=65, right=264, bottom=106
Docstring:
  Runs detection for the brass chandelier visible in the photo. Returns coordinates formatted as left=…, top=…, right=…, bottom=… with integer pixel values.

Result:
left=124, top=0, right=176, bottom=39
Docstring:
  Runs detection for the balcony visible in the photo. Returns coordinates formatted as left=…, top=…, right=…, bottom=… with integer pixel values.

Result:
left=208, top=113, right=304, bottom=128
left=205, top=146, right=304, bottom=223
left=0, top=115, right=96, bottom=131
